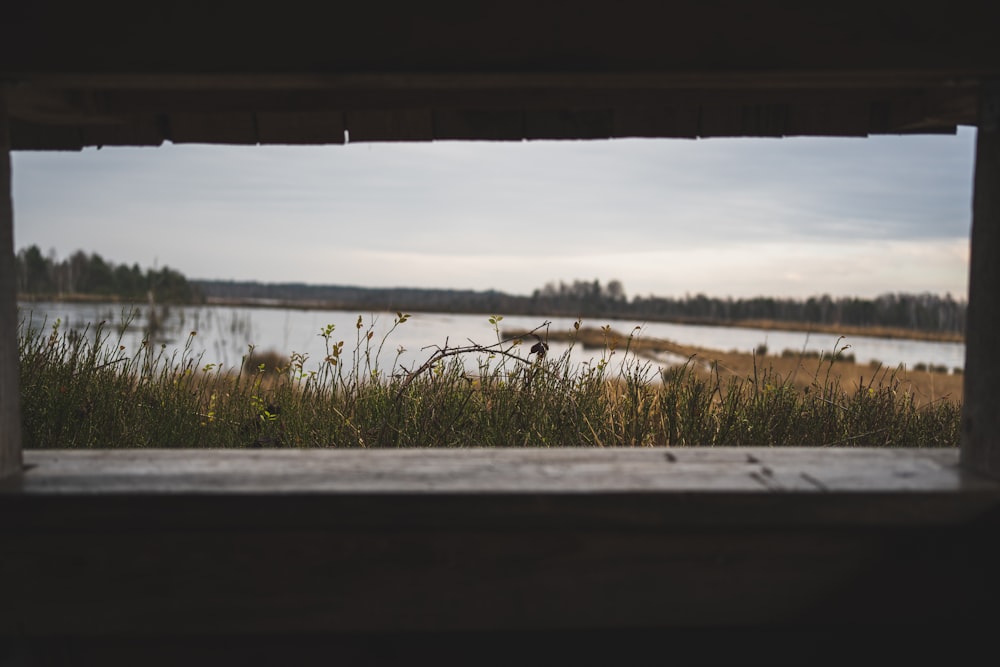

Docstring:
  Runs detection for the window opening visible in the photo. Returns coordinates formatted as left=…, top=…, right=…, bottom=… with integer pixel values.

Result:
left=11, top=133, right=975, bottom=450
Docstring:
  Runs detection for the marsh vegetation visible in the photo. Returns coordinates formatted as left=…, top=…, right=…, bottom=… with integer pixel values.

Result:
left=19, top=312, right=960, bottom=450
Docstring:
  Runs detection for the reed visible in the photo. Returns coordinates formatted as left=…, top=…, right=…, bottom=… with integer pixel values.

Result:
left=18, top=312, right=960, bottom=449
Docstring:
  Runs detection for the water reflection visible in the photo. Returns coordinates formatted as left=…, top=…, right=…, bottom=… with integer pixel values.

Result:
left=18, top=301, right=966, bottom=377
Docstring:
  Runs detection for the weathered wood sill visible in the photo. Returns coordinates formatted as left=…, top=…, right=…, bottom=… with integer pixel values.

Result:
left=3, top=448, right=1000, bottom=663
left=5, top=447, right=1000, bottom=525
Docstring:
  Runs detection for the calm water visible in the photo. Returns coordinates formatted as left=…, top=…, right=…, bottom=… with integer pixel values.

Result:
left=17, top=301, right=966, bottom=376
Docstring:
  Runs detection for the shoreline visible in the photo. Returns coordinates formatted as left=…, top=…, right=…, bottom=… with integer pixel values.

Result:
left=691, top=318, right=964, bottom=344
left=18, top=294, right=965, bottom=345
left=504, top=326, right=964, bottom=405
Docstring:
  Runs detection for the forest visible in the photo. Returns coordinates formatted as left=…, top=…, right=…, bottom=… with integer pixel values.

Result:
left=198, top=277, right=967, bottom=336
left=15, top=245, right=202, bottom=304
left=531, top=280, right=966, bottom=335
left=14, top=245, right=967, bottom=336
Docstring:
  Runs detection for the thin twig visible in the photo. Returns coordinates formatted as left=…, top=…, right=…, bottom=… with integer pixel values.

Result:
left=396, top=339, right=535, bottom=398
left=92, top=357, right=130, bottom=371
left=824, top=427, right=890, bottom=446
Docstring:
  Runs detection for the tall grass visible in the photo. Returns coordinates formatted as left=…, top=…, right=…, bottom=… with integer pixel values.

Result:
left=18, top=312, right=960, bottom=449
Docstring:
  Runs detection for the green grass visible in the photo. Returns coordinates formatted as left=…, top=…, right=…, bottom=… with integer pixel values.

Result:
left=18, top=312, right=960, bottom=449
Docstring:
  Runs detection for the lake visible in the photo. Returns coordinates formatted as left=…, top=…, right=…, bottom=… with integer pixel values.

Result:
left=17, top=301, right=966, bottom=377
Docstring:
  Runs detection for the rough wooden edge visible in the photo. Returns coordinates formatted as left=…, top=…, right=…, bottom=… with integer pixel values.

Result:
left=4, top=451, right=1000, bottom=644
left=961, top=82, right=1000, bottom=478
left=13, top=447, right=988, bottom=495
left=0, top=86, right=23, bottom=479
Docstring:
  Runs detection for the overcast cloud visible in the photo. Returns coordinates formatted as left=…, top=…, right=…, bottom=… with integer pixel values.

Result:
left=10, top=127, right=976, bottom=299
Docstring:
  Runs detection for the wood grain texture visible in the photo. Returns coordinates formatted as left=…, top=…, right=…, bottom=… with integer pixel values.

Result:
left=4, top=628, right=990, bottom=667
left=4, top=82, right=972, bottom=148
left=7, top=448, right=999, bottom=523
left=80, top=117, right=165, bottom=147
left=524, top=109, right=614, bottom=140
left=432, top=109, right=524, bottom=141
left=10, top=447, right=979, bottom=492
left=2, top=449, right=1000, bottom=644
left=255, top=112, right=346, bottom=145
left=0, top=89, right=22, bottom=478
left=612, top=105, right=700, bottom=139
left=4, top=3, right=995, bottom=149
left=168, top=112, right=259, bottom=145
left=962, top=84, right=1000, bottom=479
left=3, top=3, right=999, bottom=75
left=345, top=110, right=434, bottom=142
left=2, top=4, right=999, bottom=656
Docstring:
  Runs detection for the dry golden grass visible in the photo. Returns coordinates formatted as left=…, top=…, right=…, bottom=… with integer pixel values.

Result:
left=507, top=326, right=963, bottom=407
left=22, top=317, right=960, bottom=449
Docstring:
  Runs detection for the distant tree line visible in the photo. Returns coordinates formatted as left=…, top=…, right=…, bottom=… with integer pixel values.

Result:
left=195, top=280, right=518, bottom=313
left=196, top=277, right=966, bottom=336
left=528, top=279, right=628, bottom=316
left=15, top=245, right=964, bottom=334
left=528, top=281, right=965, bottom=334
left=15, top=245, right=202, bottom=304
left=625, top=292, right=966, bottom=335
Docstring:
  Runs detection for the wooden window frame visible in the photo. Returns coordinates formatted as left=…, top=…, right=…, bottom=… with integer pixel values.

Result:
left=2, top=84, right=1000, bottom=657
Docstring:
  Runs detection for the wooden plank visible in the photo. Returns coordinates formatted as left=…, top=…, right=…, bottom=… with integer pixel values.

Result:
left=961, top=82, right=1000, bottom=479
left=433, top=109, right=524, bottom=141
left=168, top=113, right=258, bottom=144
left=3, top=84, right=979, bottom=149
left=524, top=109, right=613, bottom=140
left=867, top=94, right=959, bottom=135
left=5, top=70, right=987, bottom=95
left=886, top=93, right=934, bottom=132
left=612, top=106, right=699, bottom=138
left=345, top=110, right=433, bottom=143
left=7, top=449, right=999, bottom=532
left=9, top=80, right=981, bottom=115
left=4, top=628, right=993, bottom=666
left=5, top=519, right=993, bottom=635
left=700, top=103, right=788, bottom=137
left=0, top=88, right=22, bottom=478
left=868, top=99, right=894, bottom=133
left=11, top=447, right=996, bottom=497
left=255, top=111, right=346, bottom=145
left=80, top=118, right=166, bottom=147
left=7, top=118, right=84, bottom=151
left=3, top=449, right=1000, bottom=643
left=4, top=3, right=1000, bottom=77
left=785, top=101, right=870, bottom=137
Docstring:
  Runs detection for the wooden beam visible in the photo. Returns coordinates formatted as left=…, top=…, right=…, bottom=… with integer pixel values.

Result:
left=612, top=106, right=699, bottom=139
left=255, top=112, right=346, bottom=145
left=699, top=103, right=788, bottom=138
left=433, top=109, right=524, bottom=141
left=13, top=447, right=997, bottom=499
left=4, top=84, right=972, bottom=149
left=524, top=109, right=613, bottom=140
left=0, top=87, right=23, bottom=478
left=4, top=3, right=1000, bottom=77
left=80, top=118, right=165, bottom=148
left=3, top=449, right=1000, bottom=643
left=961, top=82, right=1000, bottom=478
left=2, top=71, right=989, bottom=94
left=168, top=113, right=259, bottom=145
left=345, top=110, right=433, bottom=142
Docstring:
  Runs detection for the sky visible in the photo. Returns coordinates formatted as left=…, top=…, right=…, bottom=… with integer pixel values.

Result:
left=10, top=127, right=977, bottom=301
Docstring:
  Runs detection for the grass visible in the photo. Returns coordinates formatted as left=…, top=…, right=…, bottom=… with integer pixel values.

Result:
left=509, top=325, right=965, bottom=406
left=18, top=312, right=961, bottom=449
